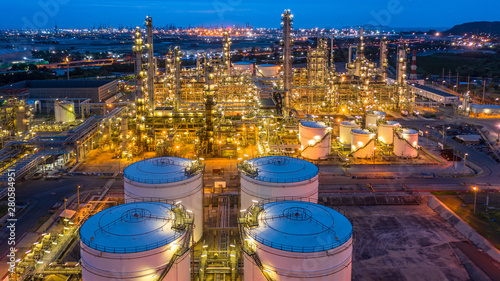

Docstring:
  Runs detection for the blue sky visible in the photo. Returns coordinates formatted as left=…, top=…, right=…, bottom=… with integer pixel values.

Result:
left=4, top=0, right=499, bottom=29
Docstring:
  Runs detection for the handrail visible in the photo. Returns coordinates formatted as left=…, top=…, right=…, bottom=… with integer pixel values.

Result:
left=240, top=197, right=352, bottom=253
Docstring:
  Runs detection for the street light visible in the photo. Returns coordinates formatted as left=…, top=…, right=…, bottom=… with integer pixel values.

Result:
left=472, top=186, right=477, bottom=214
left=463, top=153, right=468, bottom=175
left=497, top=124, right=500, bottom=143
left=425, top=131, right=429, bottom=148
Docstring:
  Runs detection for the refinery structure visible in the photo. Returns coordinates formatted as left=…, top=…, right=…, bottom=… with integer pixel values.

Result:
left=2, top=9, right=497, bottom=281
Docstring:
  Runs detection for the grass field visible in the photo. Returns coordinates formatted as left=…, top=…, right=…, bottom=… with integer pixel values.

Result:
left=433, top=192, right=500, bottom=249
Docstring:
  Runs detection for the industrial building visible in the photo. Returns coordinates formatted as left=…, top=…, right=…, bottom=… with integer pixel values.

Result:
left=409, top=84, right=459, bottom=105
left=1, top=79, right=118, bottom=113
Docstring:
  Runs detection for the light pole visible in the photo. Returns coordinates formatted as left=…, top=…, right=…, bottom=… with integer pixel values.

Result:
left=473, top=187, right=477, bottom=214
left=373, top=147, right=376, bottom=165
left=425, top=131, right=429, bottom=148
left=77, top=185, right=80, bottom=216
left=497, top=125, right=500, bottom=143
left=463, top=153, right=468, bottom=175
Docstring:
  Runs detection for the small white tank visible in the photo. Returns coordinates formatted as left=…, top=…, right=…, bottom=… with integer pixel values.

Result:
left=124, top=157, right=203, bottom=241
left=377, top=121, right=400, bottom=144
left=351, top=129, right=375, bottom=158
left=55, top=101, right=75, bottom=123
left=299, top=121, right=331, bottom=160
left=242, top=200, right=353, bottom=281
left=233, top=62, right=254, bottom=73
left=394, top=128, right=419, bottom=157
left=239, top=156, right=319, bottom=210
left=79, top=201, right=191, bottom=281
left=366, top=111, right=385, bottom=129
left=339, top=121, right=360, bottom=145
left=257, top=64, right=280, bottom=77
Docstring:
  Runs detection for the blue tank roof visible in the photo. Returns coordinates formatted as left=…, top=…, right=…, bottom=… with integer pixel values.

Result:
left=300, top=121, right=328, bottom=128
left=124, top=157, right=197, bottom=184
left=79, top=202, right=184, bottom=253
left=242, top=156, right=318, bottom=183
left=245, top=201, right=353, bottom=253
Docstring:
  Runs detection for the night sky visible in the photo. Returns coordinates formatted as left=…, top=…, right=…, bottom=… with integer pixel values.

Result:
left=3, top=0, right=499, bottom=29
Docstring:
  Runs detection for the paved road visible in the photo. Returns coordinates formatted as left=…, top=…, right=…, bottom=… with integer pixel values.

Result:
left=452, top=241, right=500, bottom=281
left=0, top=176, right=109, bottom=261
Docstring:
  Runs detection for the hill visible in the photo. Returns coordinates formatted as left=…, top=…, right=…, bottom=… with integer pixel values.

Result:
left=447, top=21, right=500, bottom=36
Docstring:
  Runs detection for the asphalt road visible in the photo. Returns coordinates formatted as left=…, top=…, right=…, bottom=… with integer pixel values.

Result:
left=0, top=176, right=109, bottom=260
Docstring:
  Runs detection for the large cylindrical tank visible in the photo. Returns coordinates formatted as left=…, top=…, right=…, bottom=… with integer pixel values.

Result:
left=239, top=156, right=319, bottom=210
left=79, top=201, right=191, bottom=281
left=377, top=121, right=400, bottom=144
left=351, top=129, right=375, bottom=158
left=55, top=101, right=75, bottom=123
left=233, top=62, right=254, bottom=73
left=394, top=129, right=419, bottom=157
left=339, top=121, right=360, bottom=145
left=299, top=121, right=331, bottom=160
left=124, top=157, right=203, bottom=241
left=365, top=111, right=385, bottom=129
left=257, top=64, right=280, bottom=77
left=242, top=200, right=353, bottom=281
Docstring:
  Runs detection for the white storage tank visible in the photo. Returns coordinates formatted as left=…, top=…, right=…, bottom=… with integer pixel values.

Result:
left=79, top=201, right=191, bottom=281
left=124, top=157, right=203, bottom=241
left=377, top=121, right=400, bottom=144
left=365, top=111, right=385, bottom=129
left=55, top=101, right=75, bottom=123
left=241, top=200, right=353, bottom=281
left=299, top=121, right=331, bottom=160
left=351, top=129, right=375, bottom=158
left=339, top=121, right=360, bottom=145
left=239, top=156, right=319, bottom=210
left=257, top=64, right=280, bottom=77
left=394, top=128, right=419, bottom=158
left=233, top=62, right=254, bottom=73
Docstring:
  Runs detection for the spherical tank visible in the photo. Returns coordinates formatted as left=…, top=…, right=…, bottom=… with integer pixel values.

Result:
left=124, top=157, right=203, bottom=241
left=339, top=121, right=360, bottom=145
left=239, top=156, right=319, bottom=210
left=377, top=121, right=400, bottom=144
left=394, top=129, right=419, bottom=157
left=299, top=121, right=331, bottom=160
left=79, top=201, right=191, bottom=281
left=351, top=129, right=375, bottom=158
left=366, top=111, right=385, bottom=129
left=242, top=200, right=353, bottom=281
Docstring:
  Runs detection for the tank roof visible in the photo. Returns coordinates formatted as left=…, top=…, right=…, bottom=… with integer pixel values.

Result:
left=234, top=62, right=253, bottom=65
left=241, top=156, right=318, bottom=183
left=381, top=121, right=400, bottom=126
left=79, top=202, right=185, bottom=253
left=124, top=157, right=201, bottom=184
left=340, top=121, right=358, bottom=126
left=368, top=111, right=386, bottom=115
left=258, top=64, right=279, bottom=67
left=300, top=121, right=328, bottom=128
left=245, top=201, right=352, bottom=253
left=402, top=128, right=418, bottom=134
left=351, top=129, right=372, bottom=135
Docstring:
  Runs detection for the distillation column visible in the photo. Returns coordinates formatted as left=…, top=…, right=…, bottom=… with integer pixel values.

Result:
left=397, top=45, right=408, bottom=109
left=145, top=16, right=155, bottom=108
left=379, top=39, right=388, bottom=81
left=222, top=29, right=231, bottom=77
left=282, top=10, right=293, bottom=117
